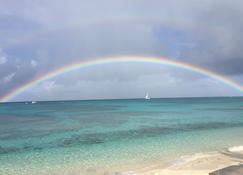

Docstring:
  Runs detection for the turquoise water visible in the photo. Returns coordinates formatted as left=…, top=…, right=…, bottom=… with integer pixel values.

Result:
left=0, top=97, right=243, bottom=174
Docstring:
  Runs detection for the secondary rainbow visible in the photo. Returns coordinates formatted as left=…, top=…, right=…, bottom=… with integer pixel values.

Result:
left=1, top=56, right=243, bottom=102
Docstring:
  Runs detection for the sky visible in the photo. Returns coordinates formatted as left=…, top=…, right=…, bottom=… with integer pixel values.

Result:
left=0, top=0, right=243, bottom=101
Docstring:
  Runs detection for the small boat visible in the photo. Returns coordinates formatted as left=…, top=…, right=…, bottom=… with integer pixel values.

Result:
left=31, top=101, right=36, bottom=104
left=145, top=93, right=150, bottom=100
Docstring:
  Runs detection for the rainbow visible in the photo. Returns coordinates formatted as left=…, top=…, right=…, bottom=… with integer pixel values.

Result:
left=1, top=56, right=243, bottom=102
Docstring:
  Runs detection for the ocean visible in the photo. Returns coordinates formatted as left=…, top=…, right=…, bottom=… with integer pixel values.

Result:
left=0, top=97, right=243, bottom=174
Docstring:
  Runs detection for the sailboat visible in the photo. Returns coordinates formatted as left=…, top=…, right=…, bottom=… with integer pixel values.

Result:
left=145, top=93, right=150, bottom=100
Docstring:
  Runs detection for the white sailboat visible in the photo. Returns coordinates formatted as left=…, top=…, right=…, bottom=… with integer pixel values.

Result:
left=145, top=93, right=150, bottom=100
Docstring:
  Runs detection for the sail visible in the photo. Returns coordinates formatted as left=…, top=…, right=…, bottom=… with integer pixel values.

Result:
left=145, top=93, right=150, bottom=100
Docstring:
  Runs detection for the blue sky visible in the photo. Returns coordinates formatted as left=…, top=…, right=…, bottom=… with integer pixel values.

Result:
left=0, top=0, right=243, bottom=101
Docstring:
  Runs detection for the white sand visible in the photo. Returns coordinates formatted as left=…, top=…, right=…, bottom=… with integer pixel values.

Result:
left=134, top=149, right=243, bottom=175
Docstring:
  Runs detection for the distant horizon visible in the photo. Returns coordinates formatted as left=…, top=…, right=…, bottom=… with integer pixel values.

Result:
left=2, top=95, right=243, bottom=103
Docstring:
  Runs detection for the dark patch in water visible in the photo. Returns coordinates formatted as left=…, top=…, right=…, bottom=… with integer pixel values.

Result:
left=0, top=146, right=19, bottom=154
left=2, top=121, right=243, bottom=155
left=182, top=122, right=243, bottom=131
left=0, top=144, right=48, bottom=154
left=58, top=122, right=243, bottom=147
left=199, top=107, right=243, bottom=111
left=61, top=134, right=105, bottom=146
left=58, top=126, right=174, bottom=147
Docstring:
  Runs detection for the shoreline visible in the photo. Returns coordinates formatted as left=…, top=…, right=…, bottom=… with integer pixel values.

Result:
left=1, top=145, right=243, bottom=175
left=45, top=145, right=243, bottom=175
left=116, top=145, right=243, bottom=175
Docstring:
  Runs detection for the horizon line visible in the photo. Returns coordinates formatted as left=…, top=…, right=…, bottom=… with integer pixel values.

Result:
left=1, top=95, right=242, bottom=104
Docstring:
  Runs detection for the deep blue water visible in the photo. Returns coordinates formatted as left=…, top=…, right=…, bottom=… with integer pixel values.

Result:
left=0, top=97, right=243, bottom=174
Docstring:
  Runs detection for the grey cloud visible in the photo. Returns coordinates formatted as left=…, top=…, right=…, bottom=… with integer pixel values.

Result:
left=173, top=0, right=243, bottom=75
left=1, top=72, right=15, bottom=83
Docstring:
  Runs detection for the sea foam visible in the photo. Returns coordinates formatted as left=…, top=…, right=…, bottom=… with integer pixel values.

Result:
left=228, top=146, right=243, bottom=152
left=169, top=152, right=215, bottom=168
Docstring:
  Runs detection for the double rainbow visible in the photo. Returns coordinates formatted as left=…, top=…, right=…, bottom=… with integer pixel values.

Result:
left=1, top=56, right=243, bottom=102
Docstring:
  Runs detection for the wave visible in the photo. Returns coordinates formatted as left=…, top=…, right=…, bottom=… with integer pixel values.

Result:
left=169, top=152, right=216, bottom=168
left=228, top=145, right=243, bottom=152
left=169, top=145, right=243, bottom=169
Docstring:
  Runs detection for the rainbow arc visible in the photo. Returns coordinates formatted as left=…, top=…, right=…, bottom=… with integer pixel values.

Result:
left=1, top=56, right=243, bottom=102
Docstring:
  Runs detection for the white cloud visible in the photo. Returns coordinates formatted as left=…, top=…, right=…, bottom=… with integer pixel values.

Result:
left=0, top=56, right=7, bottom=64
left=42, top=81, right=56, bottom=91
left=2, top=72, right=15, bottom=83
left=30, top=59, right=38, bottom=68
left=0, top=49, right=7, bottom=64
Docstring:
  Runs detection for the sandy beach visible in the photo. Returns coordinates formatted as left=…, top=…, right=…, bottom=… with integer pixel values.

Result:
left=64, top=146, right=243, bottom=175
left=128, top=146, right=243, bottom=175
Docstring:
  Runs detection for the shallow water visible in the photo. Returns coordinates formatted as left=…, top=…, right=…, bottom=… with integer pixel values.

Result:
left=1, top=97, right=243, bottom=174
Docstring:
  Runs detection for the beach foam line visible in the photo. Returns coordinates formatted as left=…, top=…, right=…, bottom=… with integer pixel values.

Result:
left=169, top=152, right=217, bottom=168
left=228, top=145, right=243, bottom=152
